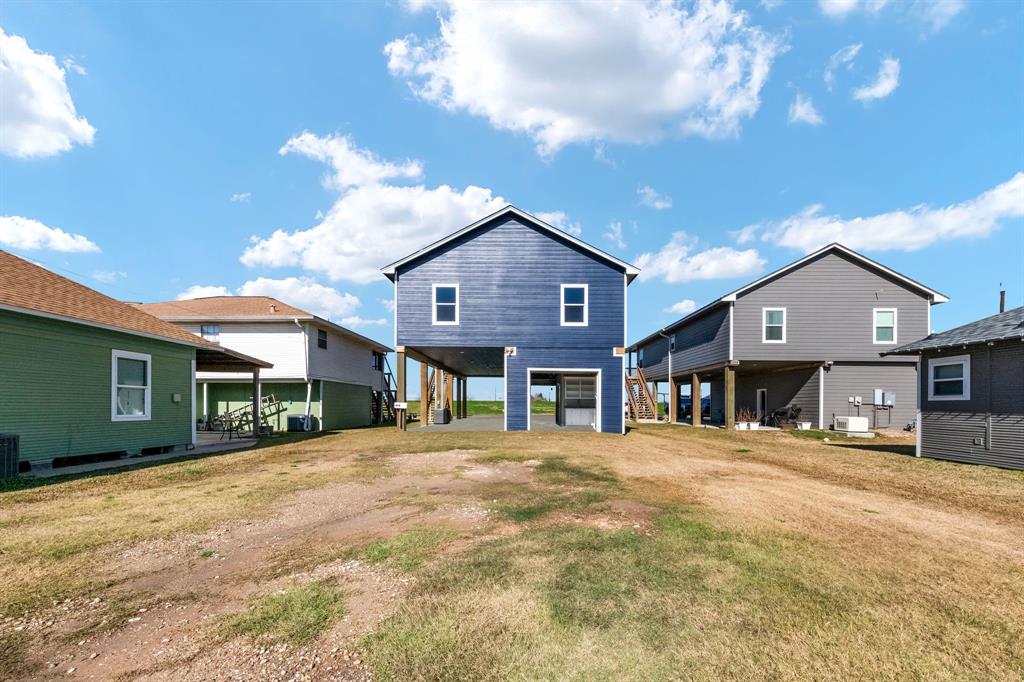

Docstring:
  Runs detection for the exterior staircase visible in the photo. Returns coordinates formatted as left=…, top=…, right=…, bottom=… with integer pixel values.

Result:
left=625, top=368, right=659, bottom=422
left=376, top=355, right=398, bottom=423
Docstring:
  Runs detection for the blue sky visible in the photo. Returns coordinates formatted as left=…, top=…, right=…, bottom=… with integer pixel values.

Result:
left=2, top=0, right=1022, bottom=398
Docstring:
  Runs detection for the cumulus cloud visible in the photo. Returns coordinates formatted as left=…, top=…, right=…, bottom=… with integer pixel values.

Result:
left=788, top=93, right=823, bottom=126
left=93, top=270, right=126, bottom=284
left=638, top=185, right=672, bottom=210
left=534, top=211, right=583, bottom=237
left=818, top=0, right=864, bottom=19
left=740, top=173, right=1024, bottom=253
left=62, top=56, right=87, bottom=76
left=635, top=232, right=765, bottom=283
left=176, top=277, right=384, bottom=326
left=824, top=43, right=861, bottom=91
left=177, top=284, right=232, bottom=299
left=853, top=57, right=900, bottom=102
left=278, top=132, right=422, bottom=190
left=604, top=221, right=627, bottom=249
left=230, top=192, right=252, bottom=203
left=0, top=28, right=96, bottom=158
left=0, top=215, right=100, bottom=252
left=913, top=0, right=965, bottom=32
left=385, top=0, right=784, bottom=156
left=819, top=0, right=961, bottom=31
left=664, top=299, right=698, bottom=315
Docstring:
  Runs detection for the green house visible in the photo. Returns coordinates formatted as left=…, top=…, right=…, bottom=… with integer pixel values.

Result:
left=0, top=250, right=271, bottom=473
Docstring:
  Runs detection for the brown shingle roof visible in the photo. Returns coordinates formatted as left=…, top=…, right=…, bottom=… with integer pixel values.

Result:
left=0, top=249, right=219, bottom=348
left=132, top=296, right=310, bottom=319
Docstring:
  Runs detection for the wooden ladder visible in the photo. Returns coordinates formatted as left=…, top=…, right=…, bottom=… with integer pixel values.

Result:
left=624, top=368, right=658, bottom=422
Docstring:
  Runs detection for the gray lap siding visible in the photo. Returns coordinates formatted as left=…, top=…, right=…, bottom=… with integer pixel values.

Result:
left=735, top=367, right=821, bottom=427
left=639, top=305, right=730, bottom=381
left=919, top=342, right=1024, bottom=469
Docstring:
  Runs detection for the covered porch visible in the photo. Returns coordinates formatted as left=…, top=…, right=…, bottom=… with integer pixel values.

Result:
left=194, top=345, right=274, bottom=439
left=392, top=345, right=503, bottom=430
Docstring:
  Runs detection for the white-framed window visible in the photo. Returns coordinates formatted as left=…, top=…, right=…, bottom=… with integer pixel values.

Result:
left=317, top=329, right=328, bottom=349
left=432, top=284, right=459, bottom=325
left=561, top=284, right=588, bottom=326
left=200, top=324, right=220, bottom=343
left=670, top=334, right=676, bottom=352
left=762, top=308, right=786, bottom=343
left=928, top=354, right=970, bottom=401
left=112, top=349, right=151, bottom=421
left=873, top=308, right=897, bottom=344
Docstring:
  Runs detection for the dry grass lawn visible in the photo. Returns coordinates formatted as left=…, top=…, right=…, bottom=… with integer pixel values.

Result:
left=1, top=424, right=1022, bottom=680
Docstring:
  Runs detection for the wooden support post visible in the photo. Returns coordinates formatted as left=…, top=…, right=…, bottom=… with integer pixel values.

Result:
left=691, top=373, right=701, bottom=427
left=724, top=365, right=735, bottom=431
left=652, top=381, right=659, bottom=419
left=453, top=376, right=460, bottom=419
left=668, top=376, right=677, bottom=423
left=444, top=373, right=454, bottom=419
left=396, top=351, right=407, bottom=431
left=252, top=367, right=260, bottom=437
left=461, top=379, right=467, bottom=418
left=420, top=363, right=429, bottom=428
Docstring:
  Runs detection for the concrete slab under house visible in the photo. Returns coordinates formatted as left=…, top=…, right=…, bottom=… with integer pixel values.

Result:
left=382, top=205, right=639, bottom=434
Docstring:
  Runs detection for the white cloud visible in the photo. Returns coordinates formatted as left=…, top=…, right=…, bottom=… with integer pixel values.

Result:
left=638, top=185, right=672, bottom=210
left=745, top=172, right=1024, bottom=253
left=380, top=298, right=396, bottom=313
left=604, top=221, right=627, bottom=249
left=176, top=277, right=385, bottom=327
left=0, top=28, right=96, bottom=158
left=93, top=270, right=126, bottom=284
left=230, top=192, right=252, bottom=203
left=385, top=0, right=784, bottom=156
left=913, top=0, right=965, bottom=32
left=824, top=43, right=861, bottom=91
left=279, top=132, right=422, bottom=190
left=62, top=56, right=87, bottom=76
left=0, top=215, right=100, bottom=253
left=635, top=232, right=765, bottom=283
left=760, top=0, right=783, bottom=10
left=818, top=0, right=887, bottom=19
left=788, top=93, right=823, bottom=126
left=535, top=211, right=583, bottom=237
left=853, top=57, right=900, bottom=102
left=664, top=299, right=698, bottom=315
left=177, top=284, right=231, bottom=299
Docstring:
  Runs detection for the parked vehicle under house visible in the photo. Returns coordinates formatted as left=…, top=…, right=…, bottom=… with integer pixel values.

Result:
left=888, top=306, right=1024, bottom=470
left=383, top=205, right=639, bottom=433
left=627, top=243, right=948, bottom=431
left=133, top=297, right=394, bottom=431
left=0, top=250, right=271, bottom=473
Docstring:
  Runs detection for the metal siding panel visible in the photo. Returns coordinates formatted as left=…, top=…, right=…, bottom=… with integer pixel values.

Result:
left=920, top=412, right=1023, bottom=470
left=507, top=348, right=623, bottom=433
left=732, top=252, right=931, bottom=362
left=0, top=311, right=193, bottom=464
left=396, top=217, right=624, bottom=349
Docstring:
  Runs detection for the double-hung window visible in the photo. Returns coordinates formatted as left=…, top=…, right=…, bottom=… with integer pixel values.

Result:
left=763, top=308, right=786, bottom=343
left=432, top=284, right=459, bottom=325
left=873, top=308, right=897, bottom=344
left=200, top=324, right=220, bottom=343
left=561, top=284, right=588, bottom=326
left=112, top=350, right=151, bottom=421
left=317, top=329, right=328, bottom=349
left=928, top=355, right=970, bottom=401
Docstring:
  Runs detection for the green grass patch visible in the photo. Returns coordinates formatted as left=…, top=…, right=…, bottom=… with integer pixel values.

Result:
left=735, top=448, right=752, bottom=453
left=226, top=581, right=345, bottom=645
left=536, top=457, right=617, bottom=485
left=159, top=465, right=209, bottom=482
left=364, top=526, right=457, bottom=571
left=0, top=631, right=33, bottom=679
left=786, top=429, right=834, bottom=441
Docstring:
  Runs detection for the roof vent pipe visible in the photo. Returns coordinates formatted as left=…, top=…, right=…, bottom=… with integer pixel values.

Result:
left=999, top=289, right=1006, bottom=313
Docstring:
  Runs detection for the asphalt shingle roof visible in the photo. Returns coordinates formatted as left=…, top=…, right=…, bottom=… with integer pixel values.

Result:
left=889, top=306, right=1024, bottom=354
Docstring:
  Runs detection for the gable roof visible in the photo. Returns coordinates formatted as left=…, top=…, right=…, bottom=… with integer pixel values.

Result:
left=888, top=306, right=1024, bottom=354
left=381, top=205, right=641, bottom=283
left=133, top=296, right=392, bottom=353
left=719, top=243, right=949, bottom=304
left=628, top=242, right=947, bottom=351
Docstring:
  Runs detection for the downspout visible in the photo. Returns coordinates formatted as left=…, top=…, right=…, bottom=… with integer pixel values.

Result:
left=295, top=318, right=313, bottom=429
left=658, top=330, right=673, bottom=419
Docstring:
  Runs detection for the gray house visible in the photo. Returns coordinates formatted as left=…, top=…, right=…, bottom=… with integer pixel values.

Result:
left=627, top=243, right=947, bottom=430
left=888, top=306, right=1023, bottom=470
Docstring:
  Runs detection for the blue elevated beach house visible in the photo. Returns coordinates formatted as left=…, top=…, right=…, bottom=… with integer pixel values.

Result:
left=383, top=206, right=639, bottom=433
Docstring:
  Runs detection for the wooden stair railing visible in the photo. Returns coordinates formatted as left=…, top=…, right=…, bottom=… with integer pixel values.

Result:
left=624, top=368, right=658, bottom=422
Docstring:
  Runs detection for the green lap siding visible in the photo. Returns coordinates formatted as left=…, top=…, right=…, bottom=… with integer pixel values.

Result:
left=201, top=381, right=322, bottom=431
left=321, top=381, right=371, bottom=429
left=0, top=311, right=194, bottom=466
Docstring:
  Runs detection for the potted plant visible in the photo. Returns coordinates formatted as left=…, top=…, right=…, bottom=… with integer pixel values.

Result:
left=735, top=407, right=757, bottom=430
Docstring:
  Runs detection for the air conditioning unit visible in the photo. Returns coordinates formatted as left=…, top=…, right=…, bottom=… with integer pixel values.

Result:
left=287, top=415, right=312, bottom=432
left=834, top=416, right=869, bottom=433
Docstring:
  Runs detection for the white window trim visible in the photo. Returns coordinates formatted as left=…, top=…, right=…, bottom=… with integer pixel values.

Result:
left=560, top=283, right=589, bottom=327
left=927, top=354, right=971, bottom=401
left=111, top=349, right=152, bottom=422
left=762, top=307, right=786, bottom=344
left=873, top=307, right=898, bottom=345
left=200, top=323, right=220, bottom=343
left=432, top=283, right=460, bottom=326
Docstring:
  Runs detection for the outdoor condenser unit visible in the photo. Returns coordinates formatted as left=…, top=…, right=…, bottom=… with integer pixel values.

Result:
left=0, top=434, right=19, bottom=478
left=834, top=416, right=869, bottom=433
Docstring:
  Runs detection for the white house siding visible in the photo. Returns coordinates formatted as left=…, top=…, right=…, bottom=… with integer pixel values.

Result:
left=192, top=322, right=308, bottom=381
left=306, top=322, right=383, bottom=389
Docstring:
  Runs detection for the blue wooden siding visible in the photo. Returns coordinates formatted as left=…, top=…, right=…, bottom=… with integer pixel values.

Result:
left=506, top=348, right=624, bottom=434
left=396, top=216, right=625, bottom=350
